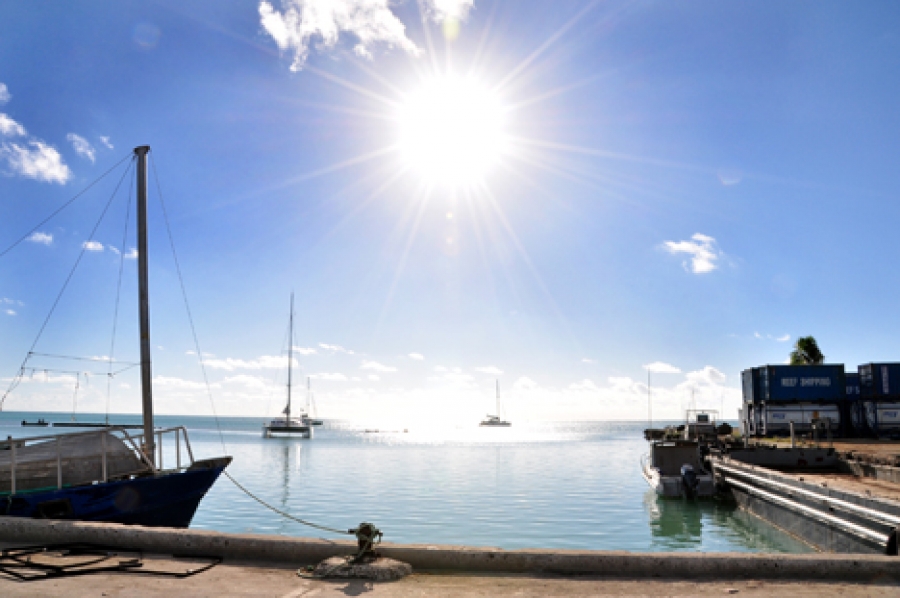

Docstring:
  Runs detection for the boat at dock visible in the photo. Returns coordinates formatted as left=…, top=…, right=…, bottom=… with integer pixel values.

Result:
left=641, top=440, right=715, bottom=498
left=0, top=146, right=231, bottom=527
left=263, top=294, right=313, bottom=439
left=479, top=380, right=510, bottom=427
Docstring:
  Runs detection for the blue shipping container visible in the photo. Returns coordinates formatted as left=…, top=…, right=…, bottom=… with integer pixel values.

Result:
left=759, top=364, right=845, bottom=402
left=859, top=363, right=900, bottom=399
left=742, top=368, right=761, bottom=403
left=846, top=372, right=860, bottom=399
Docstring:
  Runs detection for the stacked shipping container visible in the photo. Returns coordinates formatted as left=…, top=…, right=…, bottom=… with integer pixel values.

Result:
left=859, top=363, right=900, bottom=437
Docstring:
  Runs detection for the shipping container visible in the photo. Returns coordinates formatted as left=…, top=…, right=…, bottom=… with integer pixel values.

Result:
left=758, top=364, right=845, bottom=402
left=761, top=403, right=841, bottom=436
left=741, top=368, right=761, bottom=403
left=863, top=401, right=900, bottom=436
left=845, top=372, right=860, bottom=398
left=859, top=363, right=900, bottom=399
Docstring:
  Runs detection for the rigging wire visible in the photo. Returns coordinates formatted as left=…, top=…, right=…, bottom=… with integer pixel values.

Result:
left=28, top=352, right=139, bottom=366
left=0, top=160, right=135, bottom=411
left=149, top=153, right=227, bottom=453
left=0, top=153, right=133, bottom=260
left=107, top=159, right=136, bottom=424
left=150, top=154, right=351, bottom=538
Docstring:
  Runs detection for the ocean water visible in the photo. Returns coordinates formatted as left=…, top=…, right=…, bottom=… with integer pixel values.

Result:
left=1, top=413, right=811, bottom=553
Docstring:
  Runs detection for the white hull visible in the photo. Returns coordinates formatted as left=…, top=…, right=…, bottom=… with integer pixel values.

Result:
left=641, top=458, right=715, bottom=498
left=263, top=418, right=313, bottom=438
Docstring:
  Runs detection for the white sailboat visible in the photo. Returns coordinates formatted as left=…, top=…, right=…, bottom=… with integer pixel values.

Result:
left=263, top=294, right=313, bottom=438
left=480, top=380, right=511, bottom=427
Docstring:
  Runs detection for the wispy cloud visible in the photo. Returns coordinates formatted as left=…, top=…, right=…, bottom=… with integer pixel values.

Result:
left=320, top=343, right=354, bottom=354
left=362, top=360, right=397, bottom=372
left=367, top=374, right=380, bottom=381
left=310, top=372, right=349, bottom=381
left=0, top=140, right=71, bottom=184
left=259, top=0, right=421, bottom=70
left=428, top=0, right=474, bottom=20
left=82, top=240, right=104, bottom=252
left=663, top=233, right=721, bottom=274
left=0, top=114, right=26, bottom=137
left=754, top=332, right=791, bottom=343
left=0, top=83, right=9, bottom=104
left=4, top=309, right=15, bottom=316
left=204, top=355, right=289, bottom=371
left=408, top=352, right=424, bottom=361
left=67, top=133, right=95, bottom=162
left=28, top=231, right=53, bottom=245
left=643, top=361, right=681, bottom=374
left=474, top=366, right=503, bottom=375
left=581, top=358, right=595, bottom=364
left=569, top=379, right=601, bottom=392
left=293, top=346, right=318, bottom=355
left=99, top=136, right=113, bottom=149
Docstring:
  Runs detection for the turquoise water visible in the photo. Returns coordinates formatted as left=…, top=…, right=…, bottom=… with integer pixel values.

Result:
left=1, top=412, right=811, bottom=553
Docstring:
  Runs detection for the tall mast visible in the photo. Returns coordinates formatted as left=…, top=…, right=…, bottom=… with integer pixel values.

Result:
left=496, top=380, right=500, bottom=417
left=286, top=293, right=293, bottom=422
left=135, top=146, right=155, bottom=465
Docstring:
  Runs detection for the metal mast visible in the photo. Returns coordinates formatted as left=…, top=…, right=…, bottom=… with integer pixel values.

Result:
left=135, top=146, right=155, bottom=465
left=286, top=293, right=293, bottom=423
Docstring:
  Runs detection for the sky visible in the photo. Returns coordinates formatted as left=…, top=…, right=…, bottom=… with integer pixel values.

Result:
left=1, top=1, right=900, bottom=424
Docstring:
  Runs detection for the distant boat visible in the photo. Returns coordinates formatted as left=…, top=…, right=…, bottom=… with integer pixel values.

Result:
left=480, top=380, right=511, bottom=427
left=263, top=295, right=313, bottom=439
left=1, top=146, right=231, bottom=527
left=307, top=378, right=323, bottom=426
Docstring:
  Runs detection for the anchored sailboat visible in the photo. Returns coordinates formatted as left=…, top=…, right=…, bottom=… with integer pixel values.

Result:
left=263, top=294, right=313, bottom=438
left=480, top=380, right=511, bottom=427
left=0, top=146, right=232, bottom=527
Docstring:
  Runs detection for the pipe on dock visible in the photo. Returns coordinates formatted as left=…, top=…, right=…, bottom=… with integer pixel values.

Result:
left=1, top=519, right=899, bottom=581
left=714, top=462, right=900, bottom=528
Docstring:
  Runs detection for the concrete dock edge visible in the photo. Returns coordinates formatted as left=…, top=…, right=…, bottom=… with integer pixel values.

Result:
left=0, top=518, right=897, bottom=582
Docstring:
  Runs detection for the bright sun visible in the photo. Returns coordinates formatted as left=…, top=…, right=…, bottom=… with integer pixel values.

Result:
left=396, top=76, right=510, bottom=187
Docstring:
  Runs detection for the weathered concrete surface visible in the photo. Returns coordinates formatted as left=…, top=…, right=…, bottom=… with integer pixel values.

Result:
left=0, top=562, right=898, bottom=598
left=2, top=518, right=900, bottom=583
left=310, top=556, right=412, bottom=580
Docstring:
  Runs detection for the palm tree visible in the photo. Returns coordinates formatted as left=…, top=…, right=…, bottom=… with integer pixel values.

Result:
left=790, top=336, right=824, bottom=365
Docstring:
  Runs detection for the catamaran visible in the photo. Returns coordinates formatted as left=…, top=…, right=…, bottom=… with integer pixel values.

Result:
left=0, top=146, right=231, bottom=527
left=262, top=294, right=313, bottom=438
left=480, top=380, right=511, bottom=427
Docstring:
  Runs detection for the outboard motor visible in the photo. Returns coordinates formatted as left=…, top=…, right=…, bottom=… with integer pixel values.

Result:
left=681, top=464, right=699, bottom=498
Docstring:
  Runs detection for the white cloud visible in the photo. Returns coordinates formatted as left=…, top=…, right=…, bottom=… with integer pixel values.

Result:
left=67, top=133, right=96, bottom=162
left=511, top=376, right=539, bottom=391
left=27, top=231, right=53, bottom=245
left=293, top=346, right=318, bottom=355
left=362, top=360, right=397, bottom=372
left=368, top=374, right=380, bottom=381
left=0, top=140, right=71, bottom=184
left=5, top=309, right=16, bottom=316
left=408, top=352, right=424, bottom=361
left=320, top=342, right=354, bottom=354
left=310, top=372, right=349, bottom=381
left=581, top=358, right=595, bottom=364
left=775, top=334, right=791, bottom=342
left=663, top=233, right=721, bottom=274
left=569, top=379, right=602, bottom=392
left=99, top=136, right=113, bottom=149
left=643, top=361, right=681, bottom=374
left=0, top=83, right=9, bottom=104
left=474, top=366, right=503, bottom=375
left=204, top=355, right=289, bottom=371
left=0, top=114, right=26, bottom=137
left=682, top=366, right=727, bottom=386
left=109, top=245, right=120, bottom=255
left=428, top=0, right=473, bottom=20
left=124, top=248, right=138, bottom=259
left=259, top=0, right=420, bottom=71
left=82, top=240, right=104, bottom=252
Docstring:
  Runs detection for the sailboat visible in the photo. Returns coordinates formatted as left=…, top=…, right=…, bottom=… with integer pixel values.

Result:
left=0, top=146, right=232, bottom=527
left=262, top=295, right=313, bottom=438
left=307, top=378, right=324, bottom=426
left=480, top=380, right=511, bottom=427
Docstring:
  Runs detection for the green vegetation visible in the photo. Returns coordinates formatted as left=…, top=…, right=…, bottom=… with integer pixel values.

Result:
left=790, top=336, right=825, bottom=365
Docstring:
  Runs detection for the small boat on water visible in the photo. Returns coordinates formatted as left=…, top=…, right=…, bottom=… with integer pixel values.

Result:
left=21, top=419, right=48, bottom=427
left=641, top=440, right=715, bottom=498
left=1, top=146, right=231, bottom=527
left=480, top=380, right=511, bottom=427
left=263, top=295, right=313, bottom=439
left=641, top=410, right=716, bottom=498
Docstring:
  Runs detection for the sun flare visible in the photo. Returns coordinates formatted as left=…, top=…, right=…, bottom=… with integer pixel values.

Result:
left=396, top=76, right=510, bottom=187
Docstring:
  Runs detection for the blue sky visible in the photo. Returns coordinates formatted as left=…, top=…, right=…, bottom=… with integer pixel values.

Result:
left=1, top=1, right=899, bottom=423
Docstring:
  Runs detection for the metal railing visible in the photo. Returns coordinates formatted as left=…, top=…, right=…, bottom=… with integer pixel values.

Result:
left=1, top=426, right=196, bottom=495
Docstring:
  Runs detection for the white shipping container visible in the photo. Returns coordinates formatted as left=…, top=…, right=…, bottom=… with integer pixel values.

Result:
left=762, top=404, right=840, bottom=435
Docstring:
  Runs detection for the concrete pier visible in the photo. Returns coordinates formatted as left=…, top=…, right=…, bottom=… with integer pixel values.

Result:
left=1, top=518, right=899, bottom=582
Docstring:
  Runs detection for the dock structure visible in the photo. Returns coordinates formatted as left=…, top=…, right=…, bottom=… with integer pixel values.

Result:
left=709, top=439, right=900, bottom=555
